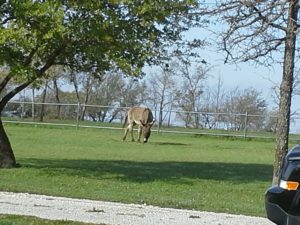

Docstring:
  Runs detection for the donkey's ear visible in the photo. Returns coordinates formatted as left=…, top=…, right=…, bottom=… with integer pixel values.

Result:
left=149, top=120, right=155, bottom=126
left=140, top=120, right=146, bottom=126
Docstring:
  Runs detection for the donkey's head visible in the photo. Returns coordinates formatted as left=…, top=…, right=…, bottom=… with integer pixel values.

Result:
left=140, top=120, right=155, bottom=143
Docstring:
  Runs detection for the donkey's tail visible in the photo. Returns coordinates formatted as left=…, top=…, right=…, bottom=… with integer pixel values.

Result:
left=122, top=114, right=128, bottom=128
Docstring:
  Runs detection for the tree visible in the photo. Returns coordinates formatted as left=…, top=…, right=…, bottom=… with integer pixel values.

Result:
left=52, top=78, right=62, bottom=119
left=147, top=64, right=176, bottom=127
left=0, top=0, right=201, bottom=168
left=34, top=66, right=67, bottom=120
left=35, top=66, right=64, bottom=121
left=201, top=74, right=226, bottom=129
left=120, top=78, right=148, bottom=107
left=89, top=71, right=124, bottom=122
left=264, top=110, right=279, bottom=133
left=69, top=71, right=94, bottom=121
left=204, top=0, right=299, bottom=184
left=222, top=87, right=267, bottom=130
left=175, top=58, right=209, bottom=128
left=38, top=81, right=48, bottom=122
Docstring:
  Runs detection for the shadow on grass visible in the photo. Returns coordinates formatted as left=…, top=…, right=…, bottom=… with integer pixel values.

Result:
left=21, top=158, right=272, bottom=184
left=152, top=142, right=189, bottom=146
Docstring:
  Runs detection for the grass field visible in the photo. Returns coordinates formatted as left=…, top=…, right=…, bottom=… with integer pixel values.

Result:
left=0, top=123, right=276, bottom=217
left=0, top=215, right=99, bottom=225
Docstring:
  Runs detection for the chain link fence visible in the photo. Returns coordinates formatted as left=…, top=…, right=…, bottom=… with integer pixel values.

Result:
left=2, top=101, right=300, bottom=141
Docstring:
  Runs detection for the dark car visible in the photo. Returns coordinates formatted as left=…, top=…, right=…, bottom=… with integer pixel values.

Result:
left=265, top=145, right=300, bottom=225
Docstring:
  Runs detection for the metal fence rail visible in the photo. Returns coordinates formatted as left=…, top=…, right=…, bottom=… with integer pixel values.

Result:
left=3, top=101, right=300, bottom=141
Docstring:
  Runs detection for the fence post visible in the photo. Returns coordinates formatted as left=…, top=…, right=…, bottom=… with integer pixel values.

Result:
left=244, top=112, right=248, bottom=139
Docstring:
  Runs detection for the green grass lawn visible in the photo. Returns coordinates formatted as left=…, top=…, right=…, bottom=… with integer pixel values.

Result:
left=0, top=215, right=100, bottom=225
left=0, top=123, right=275, bottom=217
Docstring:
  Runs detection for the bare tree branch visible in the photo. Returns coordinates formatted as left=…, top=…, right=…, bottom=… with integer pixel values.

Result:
left=204, top=0, right=290, bottom=65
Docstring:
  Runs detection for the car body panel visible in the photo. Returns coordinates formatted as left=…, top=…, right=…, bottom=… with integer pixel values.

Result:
left=265, top=145, right=300, bottom=225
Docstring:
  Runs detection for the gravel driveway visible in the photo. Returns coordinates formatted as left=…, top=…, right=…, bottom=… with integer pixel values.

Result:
left=0, top=192, right=274, bottom=225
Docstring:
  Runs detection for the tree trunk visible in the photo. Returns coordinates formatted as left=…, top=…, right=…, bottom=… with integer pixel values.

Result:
left=80, top=76, right=92, bottom=121
left=53, top=79, right=61, bottom=119
left=167, top=102, right=173, bottom=128
left=159, top=108, right=163, bottom=127
left=0, top=81, right=35, bottom=168
left=0, top=118, right=16, bottom=168
left=101, top=111, right=107, bottom=122
left=71, top=72, right=82, bottom=122
left=109, top=109, right=120, bottom=123
left=272, top=0, right=298, bottom=185
left=39, top=83, right=48, bottom=122
left=32, top=88, right=35, bottom=121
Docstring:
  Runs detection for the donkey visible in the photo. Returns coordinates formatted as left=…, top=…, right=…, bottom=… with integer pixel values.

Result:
left=122, top=107, right=155, bottom=143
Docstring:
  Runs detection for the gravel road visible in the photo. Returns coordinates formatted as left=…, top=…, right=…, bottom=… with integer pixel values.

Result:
left=0, top=192, right=274, bottom=225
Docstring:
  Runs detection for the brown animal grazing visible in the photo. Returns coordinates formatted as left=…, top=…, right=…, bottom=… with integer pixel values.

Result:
left=122, top=107, right=155, bottom=143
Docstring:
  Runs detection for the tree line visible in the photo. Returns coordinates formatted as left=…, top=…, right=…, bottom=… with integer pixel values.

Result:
left=7, top=57, right=277, bottom=133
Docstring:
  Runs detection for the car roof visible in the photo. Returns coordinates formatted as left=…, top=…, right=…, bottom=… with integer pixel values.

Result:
left=287, top=145, right=300, bottom=161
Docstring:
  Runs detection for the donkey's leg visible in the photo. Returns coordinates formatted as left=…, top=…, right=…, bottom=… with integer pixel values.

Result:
left=137, top=125, right=142, bottom=142
left=122, top=125, right=129, bottom=141
left=129, top=124, right=135, bottom=142
left=123, top=123, right=133, bottom=141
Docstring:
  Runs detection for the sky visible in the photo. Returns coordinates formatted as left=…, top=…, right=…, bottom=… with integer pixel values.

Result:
left=183, top=27, right=300, bottom=133
left=204, top=51, right=283, bottom=108
left=179, top=0, right=300, bottom=133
